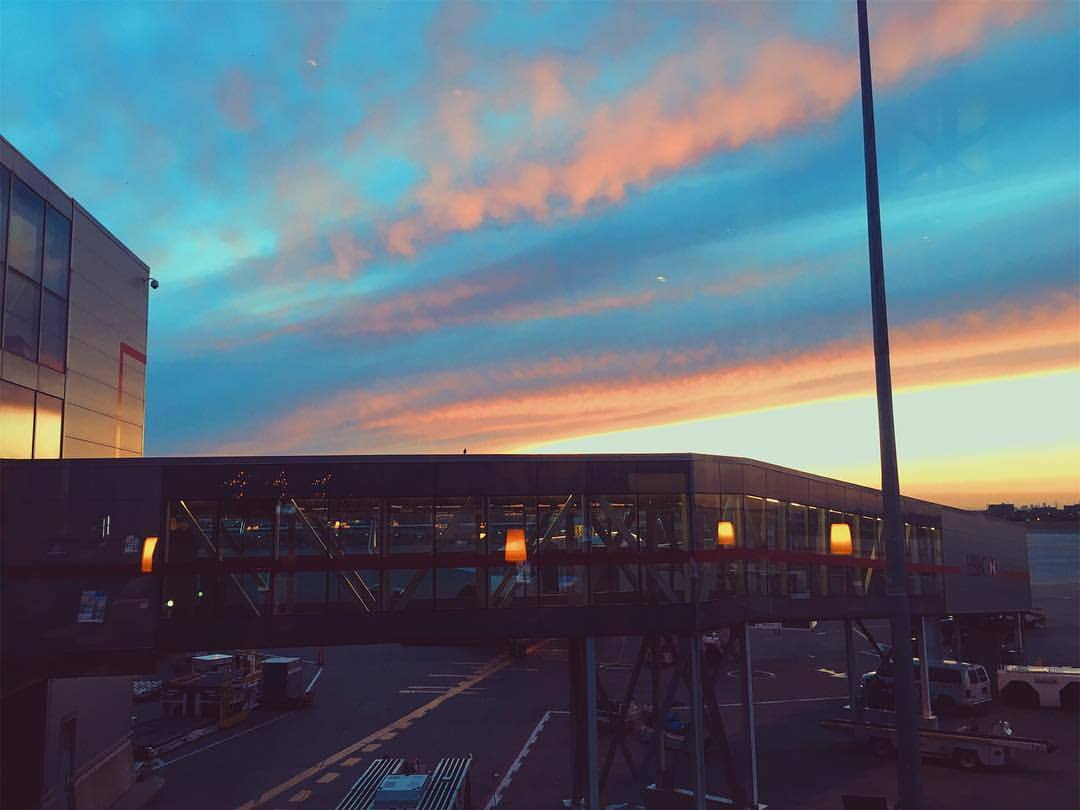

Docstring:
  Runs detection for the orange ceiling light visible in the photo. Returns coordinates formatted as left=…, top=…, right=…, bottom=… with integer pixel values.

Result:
left=141, top=536, right=159, bottom=573
left=830, top=523, right=853, bottom=555
left=505, top=527, right=527, bottom=563
left=716, top=520, right=736, bottom=547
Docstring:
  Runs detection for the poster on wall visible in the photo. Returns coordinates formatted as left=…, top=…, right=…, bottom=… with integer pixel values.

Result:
left=77, top=590, right=108, bottom=623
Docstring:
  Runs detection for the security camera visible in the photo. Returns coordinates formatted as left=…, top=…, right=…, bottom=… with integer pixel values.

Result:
left=149, top=277, right=159, bottom=290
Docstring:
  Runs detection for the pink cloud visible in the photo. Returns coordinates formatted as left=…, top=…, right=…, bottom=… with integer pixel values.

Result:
left=382, top=1, right=1041, bottom=256
left=526, top=59, right=571, bottom=121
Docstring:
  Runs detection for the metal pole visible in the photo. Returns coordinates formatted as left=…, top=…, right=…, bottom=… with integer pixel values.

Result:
left=584, top=636, right=600, bottom=810
left=689, top=635, right=706, bottom=810
left=918, top=617, right=933, bottom=721
left=856, top=2, right=921, bottom=807
left=651, top=635, right=666, bottom=784
left=569, top=640, right=583, bottom=804
left=740, top=624, right=759, bottom=810
left=844, top=619, right=861, bottom=721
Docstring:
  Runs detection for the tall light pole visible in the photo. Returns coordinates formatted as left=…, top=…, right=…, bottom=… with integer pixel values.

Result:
left=855, top=2, right=922, bottom=808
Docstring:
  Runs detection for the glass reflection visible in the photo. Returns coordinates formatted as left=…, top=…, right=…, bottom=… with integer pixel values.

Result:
left=0, top=380, right=35, bottom=458
left=43, top=205, right=71, bottom=297
left=33, top=392, right=62, bottom=459
left=3, top=269, right=40, bottom=361
left=7, top=178, right=43, bottom=279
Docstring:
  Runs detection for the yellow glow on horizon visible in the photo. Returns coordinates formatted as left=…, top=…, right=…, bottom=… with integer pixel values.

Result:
left=522, top=368, right=1080, bottom=509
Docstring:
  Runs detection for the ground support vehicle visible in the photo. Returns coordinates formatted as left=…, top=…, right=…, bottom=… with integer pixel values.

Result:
left=821, top=709, right=1055, bottom=770
left=336, top=755, right=472, bottom=810
left=998, top=664, right=1080, bottom=709
left=862, top=657, right=992, bottom=714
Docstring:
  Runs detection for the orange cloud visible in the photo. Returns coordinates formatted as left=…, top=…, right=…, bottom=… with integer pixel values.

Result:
left=211, top=291, right=1078, bottom=455
left=383, top=0, right=1040, bottom=256
left=526, top=59, right=571, bottom=121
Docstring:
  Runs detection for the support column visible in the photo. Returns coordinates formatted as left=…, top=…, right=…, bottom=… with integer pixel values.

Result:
left=651, top=636, right=666, bottom=785
left=856, top=1, right=922, bottom=803
left=1016, top=612, right=1024, bottom=659
left=569, top=640, right=583, bottom=805
left=689, top=635, right=706, bottom=810
left=584, top=637, right=600, bottom=810
left=740, top=624, right=760, bottom=810
left=918, top=617, right=934, bottom=721
left=844, top=619, right=862, bottom=721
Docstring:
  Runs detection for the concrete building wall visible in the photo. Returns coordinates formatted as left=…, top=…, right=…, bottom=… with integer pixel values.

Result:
left=39, top=677, right=135, bottom=810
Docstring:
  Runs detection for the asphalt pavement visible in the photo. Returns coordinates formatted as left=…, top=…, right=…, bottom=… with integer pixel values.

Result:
left=144, top=587, right=1079, bottom=810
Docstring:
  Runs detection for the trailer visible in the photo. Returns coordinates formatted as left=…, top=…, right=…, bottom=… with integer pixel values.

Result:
left=998, top=664, right=1080, bottom=710
left=821, top=711, right=1055, bottom=770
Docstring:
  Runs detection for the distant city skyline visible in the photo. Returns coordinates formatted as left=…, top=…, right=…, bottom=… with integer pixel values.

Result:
left=2, top=1, right=1077, bottom=508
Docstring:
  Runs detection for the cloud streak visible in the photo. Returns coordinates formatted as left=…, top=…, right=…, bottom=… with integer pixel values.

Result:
left=209, top=291, right=1078, bottom=456
left=382, top=0, right=1041, bottom=257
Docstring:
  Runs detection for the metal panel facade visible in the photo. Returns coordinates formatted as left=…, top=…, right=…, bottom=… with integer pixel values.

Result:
left=941, top=509, right=1031, bottom=613
left=0, top=136, right=148, bottom=460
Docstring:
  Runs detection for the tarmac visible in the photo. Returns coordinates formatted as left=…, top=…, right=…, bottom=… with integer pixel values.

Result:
left=142, top=583, right=1079, bottom=810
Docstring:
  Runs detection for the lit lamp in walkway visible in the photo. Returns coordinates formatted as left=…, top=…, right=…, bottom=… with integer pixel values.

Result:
left=830, top=523, right=853, bottom=555
left=716, top=520, right=736, bottom=547
left=505, top=527, right=527, bottom=563
left=141, top=536, right=159, bottom=573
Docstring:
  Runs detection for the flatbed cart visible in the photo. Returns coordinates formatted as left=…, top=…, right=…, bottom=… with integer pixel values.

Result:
left=336, top=755, right=473, bottom=810
left=821, top=711, right=1056, bottom=770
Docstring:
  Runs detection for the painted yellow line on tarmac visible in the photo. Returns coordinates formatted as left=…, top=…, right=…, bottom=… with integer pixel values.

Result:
left=236, top=653, right=514, bottom=810
left=316, top=772, right=339, bottom=784
left=341, top=757, right=362, bottom=767
left=288, top=789, right=311, bottom=802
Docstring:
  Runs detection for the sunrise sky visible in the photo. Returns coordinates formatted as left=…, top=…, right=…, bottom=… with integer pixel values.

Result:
left=2, top=0, right=1077, bottom=508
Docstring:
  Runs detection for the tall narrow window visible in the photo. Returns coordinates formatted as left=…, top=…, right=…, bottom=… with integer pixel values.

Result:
left=7, top=178, right=43, bottom=281
left=43, top=205, right=71, bottom=297
left=0, top=165, right=9, bottom=261
left=34, top=392, right=62, bottom=459
left=3, top=268, right=39, bottom=361
left=0, top=380, right=35, bottom=458
left=39, top=290, right=67, bottom=372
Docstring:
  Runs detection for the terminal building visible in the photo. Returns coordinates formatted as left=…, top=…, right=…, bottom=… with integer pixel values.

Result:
left=0, top=138, right=150, bottom=810
left=1, top=135, right=149, bottom=461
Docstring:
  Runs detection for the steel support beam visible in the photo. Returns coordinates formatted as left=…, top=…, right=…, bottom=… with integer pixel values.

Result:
left=740, top=624, right=759, bottom=810
left=688, top=635, right=706, bottom=810
left=569, top=640, right=583, bottom=805
left=584, top=637, right=600, bottom=810
left=918, top=617, right=934, bottom=720
left=651, top=635, right=666, bottom=785
left=845, top=619, right=862, bottom=722
left=856, top=2, right=921, bottom=805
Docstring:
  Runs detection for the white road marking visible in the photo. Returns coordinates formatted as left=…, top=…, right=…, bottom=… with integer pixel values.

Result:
left=726, top=669, right=776, bottom=680
left=816, top=667, right=848, bottom=679
left=157, top=713, right=291, bottom=768
left=483, top=710, right=553, bottom=810
left=719, top=695, right=846, bottom=708
left=671, top=695, right=847, bottom=712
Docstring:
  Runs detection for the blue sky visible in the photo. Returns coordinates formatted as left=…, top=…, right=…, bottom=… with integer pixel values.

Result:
left=2, top=0, right=1077, bottom=506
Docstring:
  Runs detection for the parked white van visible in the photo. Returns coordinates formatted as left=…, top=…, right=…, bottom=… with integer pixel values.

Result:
left=863, top=658, right=992, bottom=714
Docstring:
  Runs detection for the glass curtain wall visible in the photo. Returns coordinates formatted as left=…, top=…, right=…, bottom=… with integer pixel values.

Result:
left=160, top=487, right=942, bottom=619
